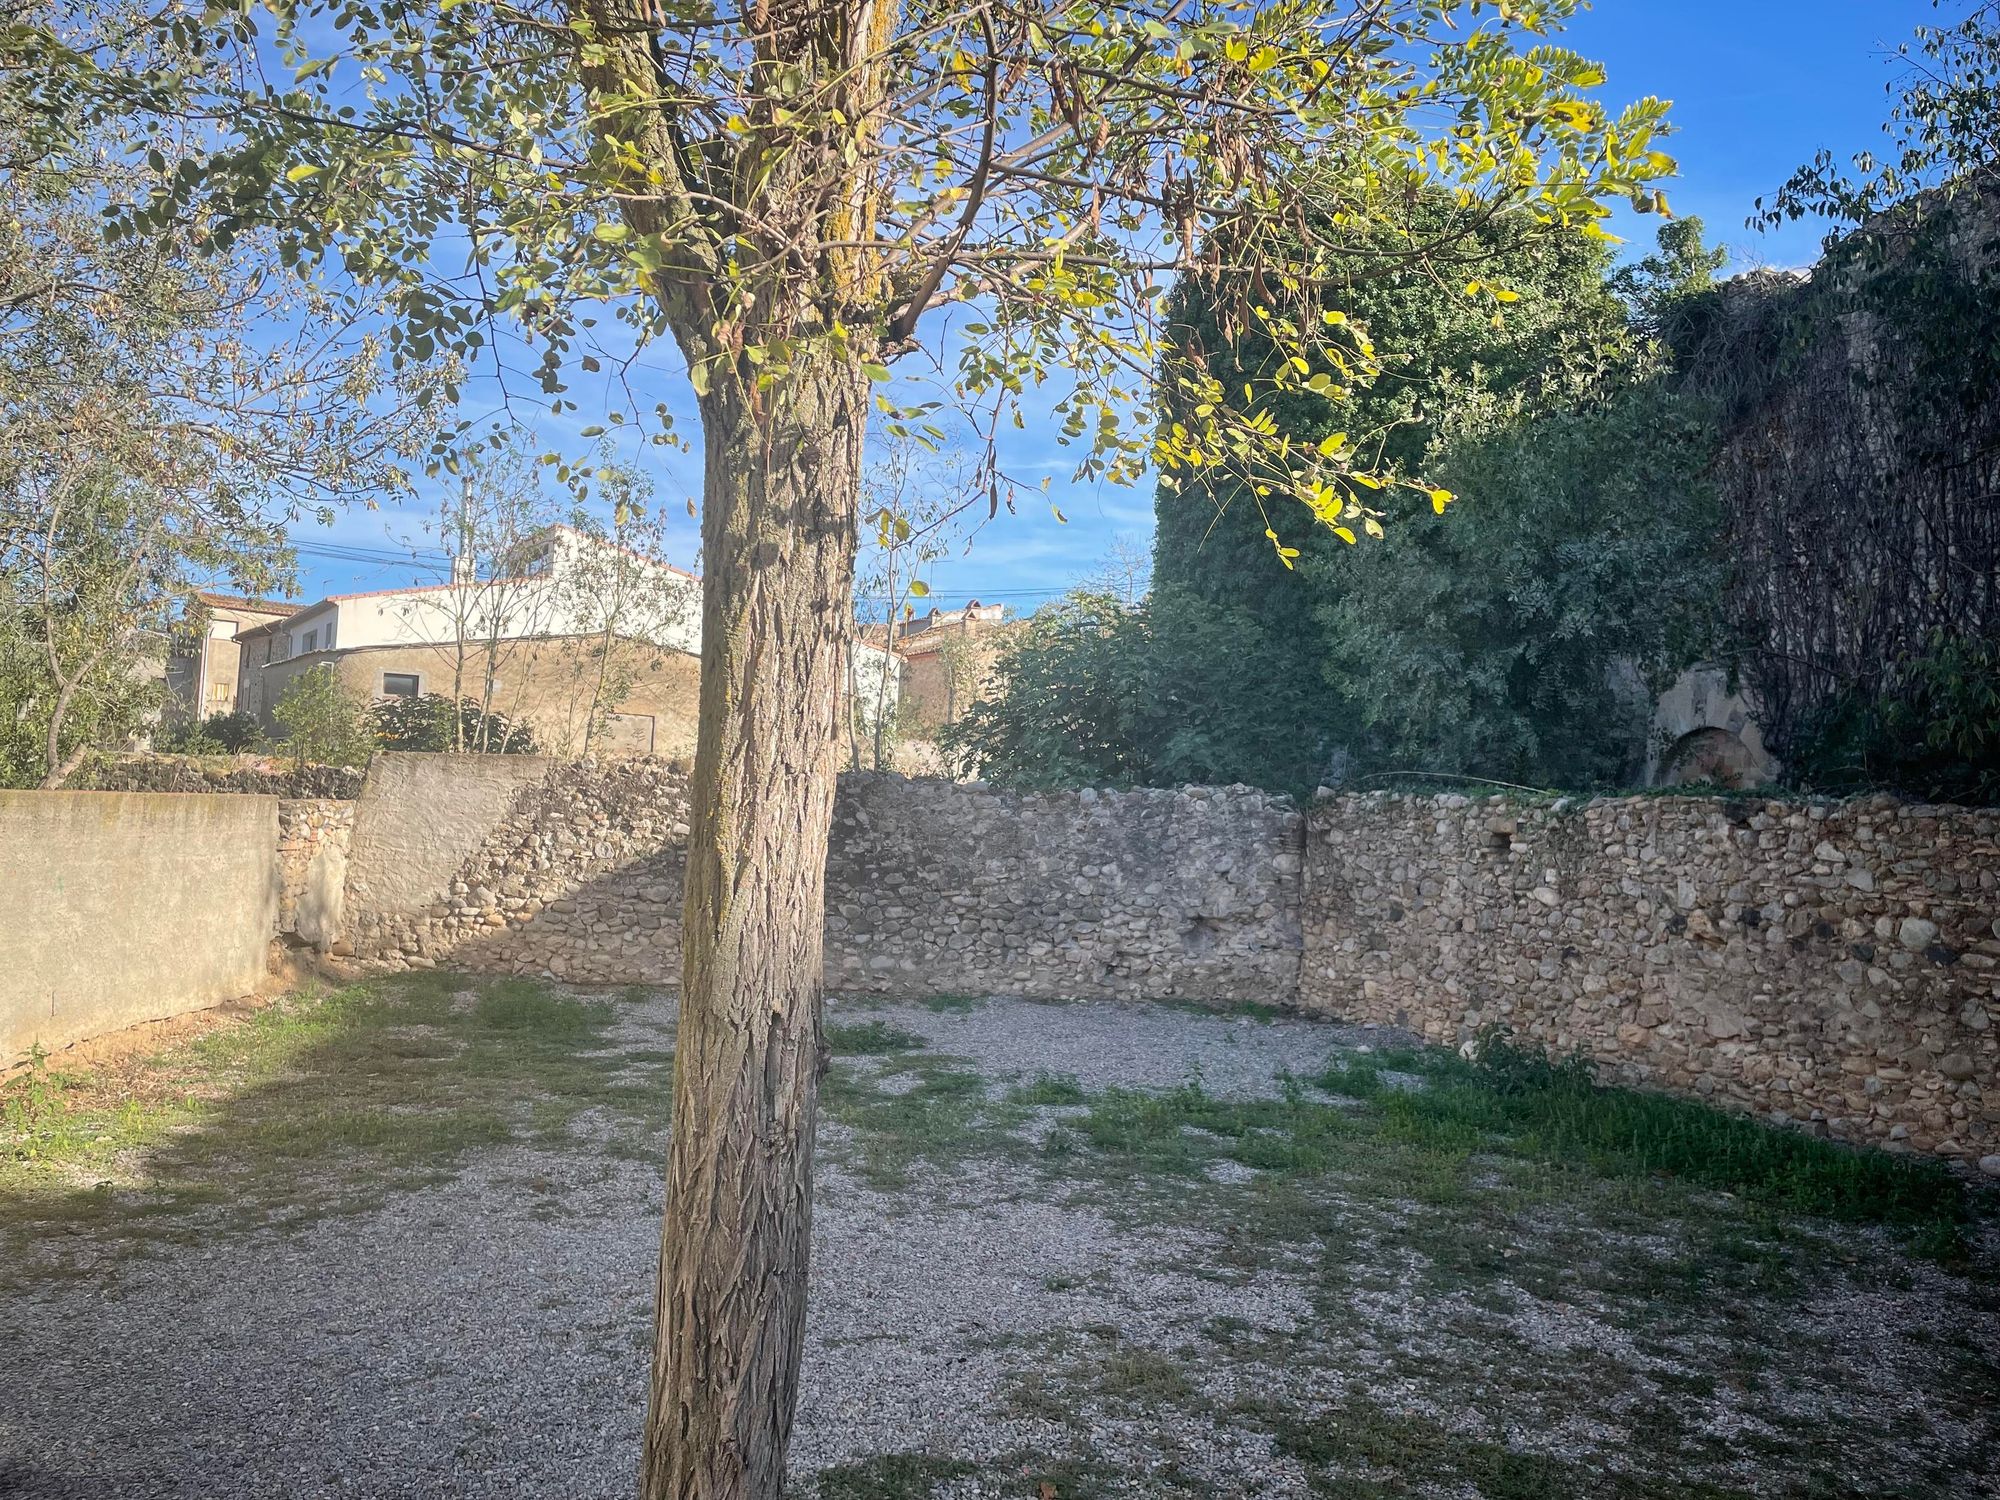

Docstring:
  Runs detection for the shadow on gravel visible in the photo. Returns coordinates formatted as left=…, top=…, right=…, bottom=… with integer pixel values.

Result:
left=0, top=972, right=674, bottom=1285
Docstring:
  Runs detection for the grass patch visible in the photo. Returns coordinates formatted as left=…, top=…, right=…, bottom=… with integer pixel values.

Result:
left=1322, top=1035, right=1972, bottom=1259
left=1067, top=1077, right=1348, bottom=1182
left=821, top=1047, right=1025, bottom=1187
left=0, top=974, right=673, bottom=1279
left=1158, top=998, right=1289, bottom=1023
left=1009, top=1072, right=1088, bottom=1106
left=1244, top=1391, right=1764, bottom=1500
left=826, top=1020, right=929, bottom=1055
left=815, top=1453, right=979, bottom=1499
left=813, top=1448, right=1122, bottom=1500
left=922, top=994, right=982, bottom=1014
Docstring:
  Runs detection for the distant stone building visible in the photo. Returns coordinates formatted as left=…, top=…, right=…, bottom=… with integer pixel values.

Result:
left=863, top=600, right=1013, bottom=733
left=162, top=593, right=302, bottom=725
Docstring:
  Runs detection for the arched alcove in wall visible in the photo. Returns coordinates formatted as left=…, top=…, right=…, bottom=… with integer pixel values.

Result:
left=1658, top=726, right=1762, bottom=790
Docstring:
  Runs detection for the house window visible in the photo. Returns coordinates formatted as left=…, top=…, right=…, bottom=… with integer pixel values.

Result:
left=324, top=620, right=335, bottom=648
left=382, top=672, right=421, bottom=698
left=301, top=628, right=318, bottom=653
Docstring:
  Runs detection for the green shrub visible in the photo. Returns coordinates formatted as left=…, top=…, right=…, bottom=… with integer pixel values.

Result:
left=272, top=666, right=373, bottom=770
left=369, top=693, right=538, bottom=754
left=155, top=710, right=263, bottom=755
left=153, top=721, right=225, bottom=755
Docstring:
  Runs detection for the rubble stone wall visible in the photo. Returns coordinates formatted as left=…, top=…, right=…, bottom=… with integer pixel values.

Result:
left=1302, top=792, right=1999, bottom=1163
left=823, top=775, right=1304, bottom=1001
left=339, top=764, right=1305, bottom=1002
left=324, top=755, right=1998, bottom=1161
left=275, top=799, right=355, bottom=948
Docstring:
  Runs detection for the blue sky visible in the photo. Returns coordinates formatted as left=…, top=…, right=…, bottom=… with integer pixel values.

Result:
left=288, top=0, right=1945, bottom=610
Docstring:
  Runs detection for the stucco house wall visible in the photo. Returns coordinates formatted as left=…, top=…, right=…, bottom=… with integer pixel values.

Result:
left=254, top=636, right=705, bottom=758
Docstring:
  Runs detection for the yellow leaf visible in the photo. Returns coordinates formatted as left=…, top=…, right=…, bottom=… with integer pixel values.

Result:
left=1429, top=488, right=1454, bottom=514
left=908, top=579, right=930, bottom=598
left=1333, top=526, right=1357, bottom=545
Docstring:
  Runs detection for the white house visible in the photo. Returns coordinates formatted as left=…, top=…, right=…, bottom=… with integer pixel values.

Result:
left=231, top=525, right=898, bottom=756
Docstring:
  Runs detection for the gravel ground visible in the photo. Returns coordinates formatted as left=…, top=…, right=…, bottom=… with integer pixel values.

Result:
left=1, top=990, right=1992, bottom=1499
left=0, top=994, right=1375, bottom=1499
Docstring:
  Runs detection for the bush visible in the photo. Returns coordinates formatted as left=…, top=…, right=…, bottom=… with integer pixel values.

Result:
left=156, top=708, right=262, bottom=755
left=152, top=721, right=225, bottom=755
left=206, top=710, right=264, bottom=751
left=272, top=666, right=373, bottom=770
left=939, top=589, right=1336, bottom=795
left=369, top=693, right=538, bottom=754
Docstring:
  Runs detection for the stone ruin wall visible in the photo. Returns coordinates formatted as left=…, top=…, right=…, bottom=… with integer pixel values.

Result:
left=338, top=763, right=1305, bottom=1003
left=313, top=755, right=1997, bottom=1162
left=274, top=798, right=355, bottom=949
left=337, top=759, right=692, bottom=986
left=823, top=775, right=1302, bottom=1001
left=1301, top=793, right=1999, bottom=1164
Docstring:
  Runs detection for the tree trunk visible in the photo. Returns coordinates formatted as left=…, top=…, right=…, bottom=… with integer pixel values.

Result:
left=641, top=358, right=866, bottom=1500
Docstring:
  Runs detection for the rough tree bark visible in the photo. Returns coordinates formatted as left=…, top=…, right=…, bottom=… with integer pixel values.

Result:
left=640, top=358, right=868, bottom=1500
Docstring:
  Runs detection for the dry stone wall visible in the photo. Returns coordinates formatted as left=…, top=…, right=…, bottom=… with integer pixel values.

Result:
left=275, top=799, right=354, bottom=948
left=322, top=754, right=1998, bottom=1162
left=824, top=775, right=1303, bottom=1001
left=1302, top=792, right=2000, bottom=1164
left=338, top=759, right=691, bottom=984
left=338, top=763, right=1305, bottom=1003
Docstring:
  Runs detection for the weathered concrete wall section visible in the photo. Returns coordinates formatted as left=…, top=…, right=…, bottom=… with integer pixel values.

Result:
left=0, top=791, right=278, bottom=1062
left=339, top=752, right=553, bottom=936
left=338, top=759, right=690, bottom=982
left=825, top=776, right=1303, bottom=1001
left=339, top=764, right=1305, bottom=1003
left=1302, top=793, right=1999, bottom=1162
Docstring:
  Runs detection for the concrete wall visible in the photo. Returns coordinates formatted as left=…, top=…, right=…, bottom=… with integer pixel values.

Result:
left=0, top=792, right=278, bottom=1062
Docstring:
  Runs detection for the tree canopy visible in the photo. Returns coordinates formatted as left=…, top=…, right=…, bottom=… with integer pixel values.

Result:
left=15, top=0, right=1672, bottom=528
